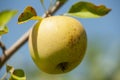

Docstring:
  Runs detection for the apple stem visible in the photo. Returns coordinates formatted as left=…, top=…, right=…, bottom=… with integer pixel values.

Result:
left=0, top=0, right=67, bottom=69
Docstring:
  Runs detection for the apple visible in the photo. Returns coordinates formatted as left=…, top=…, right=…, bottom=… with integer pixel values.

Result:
left=28, top=16, right=87, bottom=74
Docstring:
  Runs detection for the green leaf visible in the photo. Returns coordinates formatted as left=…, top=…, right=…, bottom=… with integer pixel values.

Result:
left=9, top=69, right=26, bottom=80
left=65, top=1, right=111, bottom=18
left=0, top=10, right=17, bottom=26
left=6, top=64, right=14, bottom=73
left=6, top=65, right=26, bottom=80
left=0, top=25, right=9, bottom=35
left=18, top=6, right=42, bottom=24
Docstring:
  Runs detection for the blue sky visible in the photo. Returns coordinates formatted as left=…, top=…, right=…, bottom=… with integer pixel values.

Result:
left=0, top=0, right=120, bottom=80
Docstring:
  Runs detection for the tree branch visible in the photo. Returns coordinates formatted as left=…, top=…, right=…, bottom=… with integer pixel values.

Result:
left=0, top=1, right=66, bottom=69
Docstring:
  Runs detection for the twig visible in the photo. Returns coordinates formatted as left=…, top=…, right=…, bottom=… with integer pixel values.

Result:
left=0, top=0, right=67, bottom=69
left=0, top=41, right=6, bottom=54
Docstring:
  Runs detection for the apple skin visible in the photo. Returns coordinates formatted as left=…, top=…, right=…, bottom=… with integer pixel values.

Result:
left=28, top=16, right=87, bottom=74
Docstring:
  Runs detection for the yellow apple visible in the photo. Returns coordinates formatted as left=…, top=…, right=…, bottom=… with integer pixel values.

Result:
left=28, top=16, right=87, bottom=74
